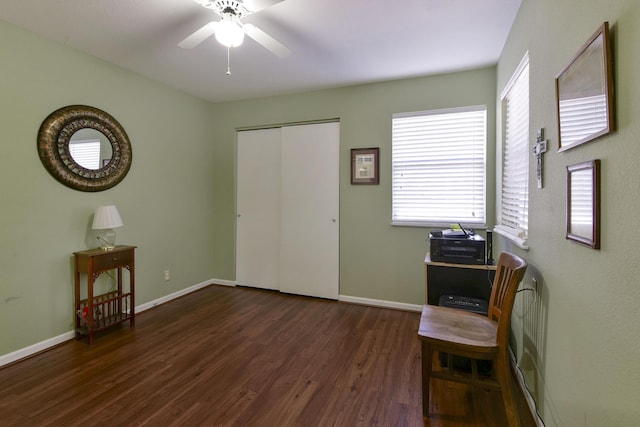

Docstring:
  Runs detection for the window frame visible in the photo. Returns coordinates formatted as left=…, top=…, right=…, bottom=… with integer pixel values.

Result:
left=495, top=53, right=530, bottom=249
left=391, top=105, right=488, bottom=228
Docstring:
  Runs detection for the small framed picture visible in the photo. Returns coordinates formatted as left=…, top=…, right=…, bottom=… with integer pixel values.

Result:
left=351, top=148, right=379, bottom=185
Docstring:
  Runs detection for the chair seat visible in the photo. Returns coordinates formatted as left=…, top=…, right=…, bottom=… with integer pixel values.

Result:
left=418, top=305, right=499, bottom=356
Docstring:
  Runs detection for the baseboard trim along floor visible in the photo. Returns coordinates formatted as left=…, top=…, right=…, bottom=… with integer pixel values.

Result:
left=338, top=294, right=422, bottom=312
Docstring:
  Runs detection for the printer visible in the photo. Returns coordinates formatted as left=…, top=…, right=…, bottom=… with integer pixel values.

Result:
left=429, top=228, right=486, bottom=265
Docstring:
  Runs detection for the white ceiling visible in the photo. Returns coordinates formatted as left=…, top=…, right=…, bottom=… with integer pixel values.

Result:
left=0, top=0, right=522, bottom=103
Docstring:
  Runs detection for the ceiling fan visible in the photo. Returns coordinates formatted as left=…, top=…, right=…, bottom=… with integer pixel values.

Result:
left=179, top=0, right=292, bottom=60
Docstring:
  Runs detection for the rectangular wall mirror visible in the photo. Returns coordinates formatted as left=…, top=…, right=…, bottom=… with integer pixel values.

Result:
left=556, top=22, right=614, bottom=152
left=566, top=160, right=600, bottom=248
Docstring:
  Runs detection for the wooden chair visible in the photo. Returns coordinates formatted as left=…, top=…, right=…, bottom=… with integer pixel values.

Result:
left=418, top=251, right=527, bottom=427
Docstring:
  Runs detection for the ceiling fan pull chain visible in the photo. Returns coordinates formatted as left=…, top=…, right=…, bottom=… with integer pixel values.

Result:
left=226, top=46, right=232, bottom=75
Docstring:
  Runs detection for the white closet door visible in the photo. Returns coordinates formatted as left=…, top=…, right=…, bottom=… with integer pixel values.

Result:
left=279, top=122, right=340, bottom=299
left=236, top=128, right=281, bottom=290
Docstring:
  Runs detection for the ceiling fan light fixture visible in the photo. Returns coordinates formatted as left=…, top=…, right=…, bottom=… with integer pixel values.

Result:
left=180, top=0, right=291, bottom=59
left=215, top=15, right=245, bottom=47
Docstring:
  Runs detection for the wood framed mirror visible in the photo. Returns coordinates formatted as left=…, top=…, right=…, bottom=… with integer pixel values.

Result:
left=37, top=105, right=132, bottom=192
left=566, top=160, right=600, bottom=248
left=556, top=22, right=614, bottom=152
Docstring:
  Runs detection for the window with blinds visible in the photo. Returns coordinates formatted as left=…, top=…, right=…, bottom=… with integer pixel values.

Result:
left=391, top=106, right=486, bottom=227
left=496, top=53, right=529, bottom=247
left=69, top=139, right=101, bottom=170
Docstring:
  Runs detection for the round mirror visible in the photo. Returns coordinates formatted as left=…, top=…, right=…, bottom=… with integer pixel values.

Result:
left=38, top=105, right=132, bottom=192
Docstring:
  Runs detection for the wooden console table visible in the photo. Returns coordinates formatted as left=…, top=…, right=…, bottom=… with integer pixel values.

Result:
left=424, top=253, right=496, bottom=306
left=74, top=245, right=136, bottom=343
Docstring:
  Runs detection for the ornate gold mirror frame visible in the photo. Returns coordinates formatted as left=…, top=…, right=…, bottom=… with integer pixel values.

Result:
left=37, top=105, right=132, bottom=192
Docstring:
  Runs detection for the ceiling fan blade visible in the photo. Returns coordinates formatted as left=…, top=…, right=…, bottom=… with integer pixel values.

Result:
left=242, top=0, right=285, bottom=13
left=244, top=24, right=291, bottom=58
left=178, top=21, right=219, bottom=49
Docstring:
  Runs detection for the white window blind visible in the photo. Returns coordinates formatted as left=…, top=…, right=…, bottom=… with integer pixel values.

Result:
left=69, top=139, right=101, bottom=170
left=569, top=168, right=594, bottom=233
left=392, top=106, right=486, bottom=227
left=558, top=94, right=607, bottom=147
left=496, top=54, right=529, bottom=247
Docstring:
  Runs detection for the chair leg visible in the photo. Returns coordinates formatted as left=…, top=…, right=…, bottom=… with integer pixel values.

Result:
left=495, top=355, right=520, bottom=427
left=421, top=341, right=432, bottom=417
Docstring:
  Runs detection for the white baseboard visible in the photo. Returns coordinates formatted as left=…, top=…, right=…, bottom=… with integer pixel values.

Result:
left=0, top=331, right=76, bottom=368
left=510, top=349, right=545, bottom=426
left=0, top=278, right=236, bottom=368
left=339, top=294, right=422, bottom=312
left=136, top=278, right=235, bottom=313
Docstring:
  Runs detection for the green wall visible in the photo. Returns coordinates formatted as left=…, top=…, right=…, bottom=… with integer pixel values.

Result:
left=496, top=0, right=640, bottom=425
left=208, top=70, right=497, bottom=305
left=0, top=21, right=218, bottom=355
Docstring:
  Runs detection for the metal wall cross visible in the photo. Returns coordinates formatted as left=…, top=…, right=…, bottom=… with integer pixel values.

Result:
left=533, top=128, right=549, bottom=189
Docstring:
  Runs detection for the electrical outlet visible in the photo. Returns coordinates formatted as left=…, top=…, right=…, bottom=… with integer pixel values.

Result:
left=163, top=269, right=170, bottom=281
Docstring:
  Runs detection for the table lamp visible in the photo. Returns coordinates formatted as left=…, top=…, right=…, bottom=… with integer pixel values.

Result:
left=92, top=205, right=124, bottom=250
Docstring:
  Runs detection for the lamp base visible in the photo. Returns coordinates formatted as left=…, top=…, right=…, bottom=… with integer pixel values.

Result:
left=96, top=229, right=117, bottom=251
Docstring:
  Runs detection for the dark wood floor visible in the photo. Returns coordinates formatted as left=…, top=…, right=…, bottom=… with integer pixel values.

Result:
left=0, top=285, right=534, bottom=426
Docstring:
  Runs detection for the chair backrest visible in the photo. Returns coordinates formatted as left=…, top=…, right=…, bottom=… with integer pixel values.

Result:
left=487, top=252, right=528, bottom=347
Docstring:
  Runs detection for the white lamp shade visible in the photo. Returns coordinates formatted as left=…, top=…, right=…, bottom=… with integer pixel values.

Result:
left=92, top=205, right=124, bottom=230
left=215, top=16, right=245, bottom=47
